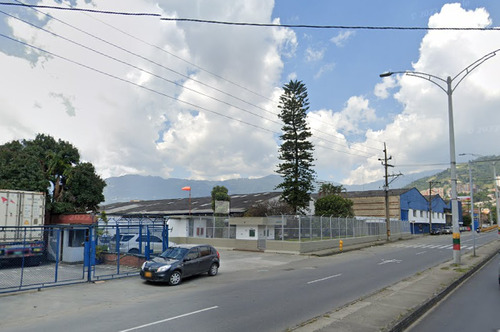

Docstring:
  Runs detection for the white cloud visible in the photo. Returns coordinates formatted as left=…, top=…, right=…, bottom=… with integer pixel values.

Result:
left=330, top=30, right=355, bottom=47
left=0, top=0, right=295, bottom=181
left=305, top=47, right=325, bottom=62
left=308, top=96, right=379, bottom=180
left=374, top=76, right=396, bottom=99
left=342, top=3, right=500, bottom=185
left=313, top=62, right=335, bottom=79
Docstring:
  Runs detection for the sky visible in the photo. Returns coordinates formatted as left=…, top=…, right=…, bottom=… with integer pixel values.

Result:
left=1, top=0, right=500, bottom=189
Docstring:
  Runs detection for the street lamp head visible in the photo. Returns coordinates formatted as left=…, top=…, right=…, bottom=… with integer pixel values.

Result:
left=379, top=72, right=394, bottom=78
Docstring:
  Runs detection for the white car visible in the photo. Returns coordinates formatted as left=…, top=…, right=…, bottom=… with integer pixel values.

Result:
left=114, top=234, right=175, bottom=255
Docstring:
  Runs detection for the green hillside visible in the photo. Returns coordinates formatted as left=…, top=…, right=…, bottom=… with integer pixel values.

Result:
left=404, top=155, right=500, bottom=202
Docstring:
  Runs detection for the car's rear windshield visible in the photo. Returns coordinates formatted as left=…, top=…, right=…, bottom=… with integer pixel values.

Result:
left=160, top=247, right=188, bottom=260
left=120, top=235, right=134, bottom=242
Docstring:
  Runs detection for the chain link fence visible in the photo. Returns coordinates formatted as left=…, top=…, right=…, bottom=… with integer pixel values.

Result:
left=269, top=216, right=410, bottom=241
left=176, top=215, right=410, bottom=241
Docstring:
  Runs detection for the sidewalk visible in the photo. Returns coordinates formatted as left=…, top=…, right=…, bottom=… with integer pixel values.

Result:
left=291, top=238, right=500, bottom=332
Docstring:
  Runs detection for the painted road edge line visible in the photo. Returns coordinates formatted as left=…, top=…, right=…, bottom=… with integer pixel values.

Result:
left=307, top=274, right=342, bottom=284
left=118, top=306, right=219, bottom=332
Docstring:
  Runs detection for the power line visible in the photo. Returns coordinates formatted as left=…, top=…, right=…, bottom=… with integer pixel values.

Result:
left=0, top=31, right=373, bottom=160
left=6, top=1, right=386, bottom=155
left=0, top=9, right=284, bottom=128
left=160, top=18, right=500, bottom=31
left=1, top=3, right=500, bottom=31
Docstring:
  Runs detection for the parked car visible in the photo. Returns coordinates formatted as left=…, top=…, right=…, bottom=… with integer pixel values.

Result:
left=112, top=234, right=175, bottom=255
left=140, top=244, right=220, bottom=285
left=430, top=228, right=441, bottom=235
left=442, top=227, right=452, bottom=234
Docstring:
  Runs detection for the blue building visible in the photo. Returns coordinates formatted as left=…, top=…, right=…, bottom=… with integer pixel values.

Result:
left=344, top=188, right=462, bottom=234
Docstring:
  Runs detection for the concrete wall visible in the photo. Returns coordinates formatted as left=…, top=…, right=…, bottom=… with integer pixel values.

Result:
left=171, top=231, right=413, bottom=254
left=170, top=237, right=259, bottom=251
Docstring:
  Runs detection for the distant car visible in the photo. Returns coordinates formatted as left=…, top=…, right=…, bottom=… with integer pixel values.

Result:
left=140, top=244, right=220, bottom=286
left=113, top=234, right=175, bottom=255
left=430, top=228, right=441, bottom=235
left=442, top=227, right=452, bottom=235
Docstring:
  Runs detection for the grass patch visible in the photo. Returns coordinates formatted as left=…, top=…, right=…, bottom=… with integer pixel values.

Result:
left=453, top=267, right=470, bottom=273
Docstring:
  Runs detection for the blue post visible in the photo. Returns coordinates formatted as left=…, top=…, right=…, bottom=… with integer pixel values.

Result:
left=145, top=227, right=151, bottom=260
left=116, top=225, right=120, bottom=275
left=54, top=228, right=60, bottom=283
left=87, top=227, right=93, bottom=282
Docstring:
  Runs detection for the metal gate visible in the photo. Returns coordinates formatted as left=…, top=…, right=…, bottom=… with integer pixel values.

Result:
left=0, top=221, right=169, bottom=294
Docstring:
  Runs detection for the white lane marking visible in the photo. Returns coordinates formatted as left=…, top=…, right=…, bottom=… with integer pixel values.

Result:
left=415, top=251, right=427, bottom=255
left=307, top=274, right=342, bottom=284
left=378, top=259, right=402, bottom=265
left=118, top=306, right=219, bottom=332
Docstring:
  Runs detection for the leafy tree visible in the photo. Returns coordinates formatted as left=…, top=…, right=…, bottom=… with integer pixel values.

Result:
left=462, top=214, right=471, bottom=227
left=314, top=195, right=354, bottom=217
left=61, top=162, right=106, bottom=213
left=318, top=183, right=345, bottom=198
left=276, top=80, right=316, bottom=214
left=0, top=134, right=105, bottom=214
left=0, top=141, right=48, bottom=192
left=211, top=185, right=230, bottom=213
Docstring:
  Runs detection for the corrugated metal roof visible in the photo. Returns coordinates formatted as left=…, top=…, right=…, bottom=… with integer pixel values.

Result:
left=101, top=192, right=283, bottom=216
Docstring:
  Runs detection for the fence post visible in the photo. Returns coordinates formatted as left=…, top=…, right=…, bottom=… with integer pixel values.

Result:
left=298, top=216, right=301, bottom=242
left=330, top=216, right=332, bottom=239
left=55, top=228, right=61, bottom=282
left=116, top=224, right=120, bottom=275
left=345, top=217, right=348, bottom=238
left=87, top=226, right=93, bottom=282
left=309, top=216, right=312, bottom=240
left=320, top=215, right=323, bottom=241
left=281, top=215, right=284, bottom=241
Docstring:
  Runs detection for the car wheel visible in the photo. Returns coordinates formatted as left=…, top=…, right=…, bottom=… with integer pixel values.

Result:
left=128, top=248, right=140, bottom=254
left=208, top=263, right=218, bottom=276
left=168, top=270, right=182, bottom=286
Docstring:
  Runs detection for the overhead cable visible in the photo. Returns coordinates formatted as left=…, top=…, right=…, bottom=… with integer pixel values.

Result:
left=1, top=3, right=499, bottom=31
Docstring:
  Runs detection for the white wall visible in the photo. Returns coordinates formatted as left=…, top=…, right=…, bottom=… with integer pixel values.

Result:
left=408, top=209, right=446, bottom=225
left=168, top=219, right=188, bottom=237
left=236, top=225, right=275, bottom=240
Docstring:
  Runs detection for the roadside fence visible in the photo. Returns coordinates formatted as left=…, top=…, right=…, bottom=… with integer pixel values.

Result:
left=0, top=220, right=169, bottom=294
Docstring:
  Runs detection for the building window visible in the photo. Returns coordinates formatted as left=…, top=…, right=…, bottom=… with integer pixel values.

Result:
left=412, top=210, right=417, bottom=217
left=68, top=229, right=85, bottom=247
left=249, top=229, right=256, bottom=237
left=420, top=211, right=423, bottom=217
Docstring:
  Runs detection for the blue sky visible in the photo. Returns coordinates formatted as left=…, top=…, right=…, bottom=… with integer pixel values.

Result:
left=0, top=0, right=499, bottom=190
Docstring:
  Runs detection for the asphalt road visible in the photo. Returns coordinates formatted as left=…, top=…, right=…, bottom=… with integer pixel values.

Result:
left=407, top=248, right=500, bottom=332
left=0, top=231, right=497, bottom=332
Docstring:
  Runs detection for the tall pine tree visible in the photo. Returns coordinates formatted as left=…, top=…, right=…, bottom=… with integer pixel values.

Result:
left=276, top=80, right=316, bottom=214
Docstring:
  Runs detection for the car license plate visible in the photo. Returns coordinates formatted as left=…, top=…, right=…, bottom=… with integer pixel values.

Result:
left=144, top=271, right=152, bottom=278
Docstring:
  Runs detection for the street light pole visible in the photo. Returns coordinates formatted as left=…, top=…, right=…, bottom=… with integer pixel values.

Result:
left=466, top=159, right=476, bottom=256
left=379, top=48, right=500, bottom=265
left=493, top=163, right=500, bottom=229
left=458, top=153, right=484, bottom=257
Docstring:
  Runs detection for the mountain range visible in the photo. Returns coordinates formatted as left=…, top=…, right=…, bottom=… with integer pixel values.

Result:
left=103, top=169, right=442, bottom=204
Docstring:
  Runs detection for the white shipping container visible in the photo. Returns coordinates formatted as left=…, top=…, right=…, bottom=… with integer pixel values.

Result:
left=0, top=190, right=45, bottom=242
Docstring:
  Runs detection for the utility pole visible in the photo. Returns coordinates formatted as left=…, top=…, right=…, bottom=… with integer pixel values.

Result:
left=428, top=181, right=440, bottom=234
left=379, top=143, right=394, bottom=241
left=493, top=163, right=500, bottom=229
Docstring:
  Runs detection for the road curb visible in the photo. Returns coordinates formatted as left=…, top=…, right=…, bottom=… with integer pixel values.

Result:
left=290, top=235, right=500, bottom=332
left=388, top=242, right=500, bottom=332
